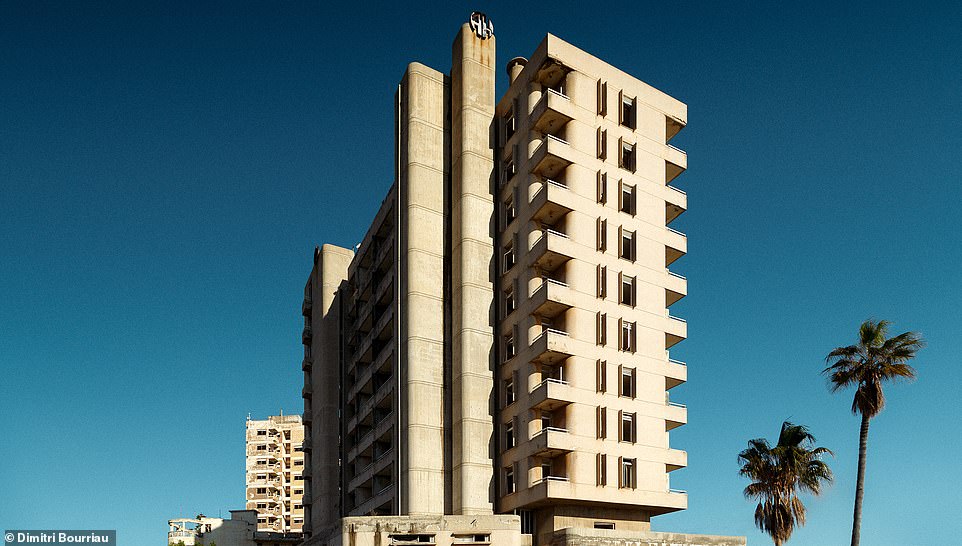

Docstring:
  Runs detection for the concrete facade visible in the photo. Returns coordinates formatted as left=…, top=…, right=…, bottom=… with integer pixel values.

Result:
left=168, top=510, right=303, bottom=546
left=299, top=12, right=743, bottom=546
left=246, top=415, right=307, bottom=533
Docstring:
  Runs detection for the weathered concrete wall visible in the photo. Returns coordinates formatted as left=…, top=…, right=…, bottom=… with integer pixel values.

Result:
left=338, top=515, right=521, bottom=546
left=449, top=20, right=497, bottom=517
left=550, top=528, right=746, bottom=546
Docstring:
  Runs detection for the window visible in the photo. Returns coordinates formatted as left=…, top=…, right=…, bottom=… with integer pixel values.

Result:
left=597, top=80, right=608, bottom=116
left=390, top=535, right=436, bottom=544
left=256, top=488, right=267, bottom=494
left=504, top=421, right=515, bottom=449
left=454, top=535, right=490, bottom=544
left=596, top=312, right=607, bottom=346
left=503, top=193, right=516, bottom=227
left=540, top=410, right=552, bottom=430
left=504, top=466, right=516, bottom=494
left=257, top=474, right=266, bottom=480
left=503, top=333, right=516, bottom=362
left=294, top=460, right=304, bottom=466
left=518, top=510, right=535, bottom=534
left=597, top=171, right=607, bottom=204
left=597, top=265, right=607, bottom=298
left=620, top=140, right=636, bottom=172
left=620, top=274, right=636, bottom=307
left=505, top=107, right=516, bottom=141
left=596, top=454, right=608, bottom=486
left=504, top=377, right=515, bottom=406
left=620, top=457, right=637, bottom=489
left=541, top=460, right=552, bottom=479
left=257, top=430, right=267, bottom=436
left=501, top=157, right=516, bottom=186
left=597, top=127, right=607, bottom=159
left=594, top=522, right=615, bottom=530
left=257, top=503, right=267, bottom=509
left=620, top=366, right=636, bottom=398
left=503, top=286, right=516, bottom=317
left=597, top=218, right=607, bottom=252
left=620, top=320, right=636, bottom=353
left=596, top=359, right=607, bottom=393
left=620, top=93, right=636, bottom=130
left=502, top=242, right=515, bottom=272
left=619, top=182, right=636, bottom=215
left=619, top=229, right=635, bottom=261
left=294, top=489, right=303, bottom=495
left=620, top=411, right=636, bottom=443
left=257, top=445, right=266, bottom=451
left=596, top=406, right=607, bottom=439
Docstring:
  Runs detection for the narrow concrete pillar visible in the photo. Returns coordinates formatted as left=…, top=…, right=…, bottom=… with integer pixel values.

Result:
left=449, top=22, right=496, bottom=516
left=310, top=244, right=352, bottom=533
left=397, top=62, right=448, bottom=516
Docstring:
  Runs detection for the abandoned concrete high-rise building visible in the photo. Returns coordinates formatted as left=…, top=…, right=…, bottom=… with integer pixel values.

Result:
left=299, top=12, right=744, bottom=546
left=245, top=414, right=306, bottom=534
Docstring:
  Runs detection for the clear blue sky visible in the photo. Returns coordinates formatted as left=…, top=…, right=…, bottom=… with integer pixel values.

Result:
left=1, top=1, right=960, bottom=544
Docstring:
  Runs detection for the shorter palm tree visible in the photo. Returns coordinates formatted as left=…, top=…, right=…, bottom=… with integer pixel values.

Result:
left=738, top=421, right=834, bottom=545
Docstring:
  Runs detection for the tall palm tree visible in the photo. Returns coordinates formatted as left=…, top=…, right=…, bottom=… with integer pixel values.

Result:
left=738, top=421, right=833, bottom=545
left=824, top=319, right=923, bottom=546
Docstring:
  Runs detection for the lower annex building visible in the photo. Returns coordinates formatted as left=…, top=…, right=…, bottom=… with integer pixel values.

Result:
left=298, top=13, right=744, bottom=546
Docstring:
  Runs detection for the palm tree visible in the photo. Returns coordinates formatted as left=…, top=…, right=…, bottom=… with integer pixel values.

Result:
left=738, top=421, right=833, bottom=546
left=824, top=319, right=923, bottom=546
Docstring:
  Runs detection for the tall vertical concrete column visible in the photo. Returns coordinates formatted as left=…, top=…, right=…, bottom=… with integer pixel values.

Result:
left=397, top=63, right=448, bottom=515
left=310, top=244, right=352, bottom=534
left=449, top=22, right=496, bottom=515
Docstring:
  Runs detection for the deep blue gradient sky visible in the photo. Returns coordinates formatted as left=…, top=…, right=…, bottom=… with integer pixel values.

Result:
left=2, top=1, right=960, bottom=544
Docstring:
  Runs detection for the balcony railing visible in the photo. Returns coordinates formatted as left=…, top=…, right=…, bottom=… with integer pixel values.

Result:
left=534, top=475, right=570, bottom=485
left=533, top=426, right=569, bottom=437
left=544, top=177, right=567, bottom=189
left=667, top=269, right=686, bottom=280
left=668, top=358, right=687, bottom=367
left=668, top=401, right=687, bottom=408
left=545, top=134, right=569, bottom=146
left=668, top=314, right=687, bottom=323
left=669, top=488, right=688, bottom=494
left=666, top=226, right=686, bottom=237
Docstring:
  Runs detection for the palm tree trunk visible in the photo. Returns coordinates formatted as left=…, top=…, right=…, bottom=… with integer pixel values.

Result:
left=851, top=414, right=870, bottom=546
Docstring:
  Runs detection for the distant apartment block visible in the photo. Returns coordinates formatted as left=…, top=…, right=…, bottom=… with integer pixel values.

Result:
left=298, top=12, right=743, bottom=546
left=245, top=415, right=306, bottom=534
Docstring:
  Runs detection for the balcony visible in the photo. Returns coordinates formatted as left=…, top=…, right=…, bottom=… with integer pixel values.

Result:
left=665, top=313, right=687, bottom=349
left=302, top=295, right=312, bottom=317
left=666, top=448, right=687, bottom=472
left=528, top=229, right=574, bottom=273
left=302, top=356, right=312, bottom=372
left=530, top=178, right=575, bottom=227
left=665, top=358, right=687, bottom=390
left=529, top=329, right=573, bottom=366
left=665, top=401, right=687, bottom=431
left=531, top=89, right=576, bottom=135
left=531, top=427, right=574, bottom=458
left=530, top=135, right=576, bottom=180
left=302, top=325, right=312, bottom=344
left=665, top=269, right=687, bottom=307
left=665, top=186, right=687, bottom=224
left=529, top=378, right=572, bottom=411
left=666, top=144, right=687, bottom=184
left=665, top=226, right=687, bottom=266
left=530, top=279, right=574, bottom=319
